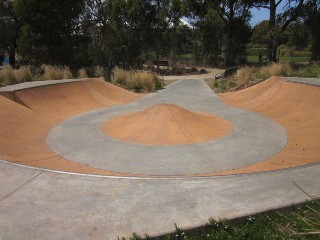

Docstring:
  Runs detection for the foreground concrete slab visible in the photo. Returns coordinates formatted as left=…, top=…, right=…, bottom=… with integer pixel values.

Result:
left=0, top=161, right=319, bottom=240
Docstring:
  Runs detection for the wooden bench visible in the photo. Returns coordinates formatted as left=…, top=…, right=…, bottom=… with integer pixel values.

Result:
left=153, top=60, right=169, bottom=67
left=215, top=67, right=238, bottom=79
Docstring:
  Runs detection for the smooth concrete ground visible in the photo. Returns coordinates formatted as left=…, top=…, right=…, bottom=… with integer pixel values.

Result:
left=0, top=78, right=319, bottom=239
left=1, top=161, right=319, bottom=239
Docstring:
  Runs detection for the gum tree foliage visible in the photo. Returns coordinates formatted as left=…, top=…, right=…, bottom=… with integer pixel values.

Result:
left=83, top=0, right=186, bottom=68
left=0, top=0, right=19, bottom=66
left=251, top=20, right=269, bottom=46
left=196, top=9, right=224, bottom=65
left=83, top=0, right=158, bottom=68
left=285, top=18, right=311, bottom=50
left=13, top=0, right=87, bottom=66
left=213, top=0, right=255, bottom=66
left=253, top=0, right=310, bottom=62
left=185, top=0, right=255, bottom=66
left=305, top=0, right=320, bottom=60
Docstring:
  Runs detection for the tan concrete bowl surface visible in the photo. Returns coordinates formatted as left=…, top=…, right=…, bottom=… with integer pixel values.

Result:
left=0, top=77, right=319, bottom=177
left=101, top=104, right=232, bottom=145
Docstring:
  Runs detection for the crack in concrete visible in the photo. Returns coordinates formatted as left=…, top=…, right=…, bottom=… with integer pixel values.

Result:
left=0, top=172, right=43, bottom=202
left=292, top=180, right=314, bottom=199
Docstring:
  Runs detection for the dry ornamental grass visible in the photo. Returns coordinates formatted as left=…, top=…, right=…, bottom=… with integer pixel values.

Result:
left=78, top=68, right=88, bottom=78
left=113, top=68, right=161, bottom=92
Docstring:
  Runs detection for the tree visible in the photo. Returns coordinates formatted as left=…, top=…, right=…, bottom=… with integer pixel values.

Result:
left=13, top=0, right=87, bottom=66
left=185, top=0, right=255, bottom=66
left=196, top=9, right=224, bottom=65
left=214, top=0, right=254, bottom=66
left=251, top=20, right=269, bottom=46
left=305, top=0, right=320, bottom=60
left=285, top=18, right=311, bottom=50
left=0, top=0, right=19, bottom=66
left=253, top=0, right=308, bottom=62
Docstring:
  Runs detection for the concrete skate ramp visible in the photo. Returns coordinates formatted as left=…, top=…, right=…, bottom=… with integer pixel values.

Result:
left=0, top=76, right=319, bottom=177
left=217, top=76, right=320, bottom=175
left=101, top=104, right=232, bottom=145
left=0, top=79, right=142, bottom=175
left=9, top=78, right=139, bottom=119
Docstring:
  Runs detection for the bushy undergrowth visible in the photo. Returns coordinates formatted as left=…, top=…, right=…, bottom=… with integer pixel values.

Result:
left=113, top=68, right=162, bottom=92
left=144, top=65, right=207, bottom=76
left=288, top=62, right=320, bottom=78
left=93, top=65, right=105, bottom=78
left=236, top=66, right=257, bottom=88
left=0, top=65, right=16, bottom=85
left=78, top=68, right=88, bottom=78
left=258, top=62, right=291, bottom=79
left=123, top=200, right=320, bottom=240
left=212, top=62, right=320, bottom=93
left=0, top=65, right=32, bottom=86
left=43, top=65, right=73, bottom=80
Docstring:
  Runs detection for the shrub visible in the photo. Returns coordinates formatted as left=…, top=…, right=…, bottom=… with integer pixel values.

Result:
left=259, top=63, right=291, bottom=79
left=127, top=72, right=144, bottom=92
left=199, top=69, right=207, bottom=74
left=14, top=66, right=32, bottom=83
left=62, top=66, right=73, bottom=79
left=171, top=66, right=184, bottom=75
left=94, top=65, right=105, bottom=78
left=294, top=62, right=320, bottom=78
left=113, top=67, right=129, bottom=86
left=0, top=65, right=16, bottom=86
left=43, top=65, right=63, bottom=80
left=113, top=68, right=162, bottom=92
left=78, top=68, right=88, bottom=78
left=237, top=66, right=257, bottom=87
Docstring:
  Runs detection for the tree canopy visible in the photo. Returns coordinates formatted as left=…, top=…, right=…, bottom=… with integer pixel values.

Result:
left=0, top=0, right=317, bottom=68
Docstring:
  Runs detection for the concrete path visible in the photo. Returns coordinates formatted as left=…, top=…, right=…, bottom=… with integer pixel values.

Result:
left=0, top=79, right=319, bottom=239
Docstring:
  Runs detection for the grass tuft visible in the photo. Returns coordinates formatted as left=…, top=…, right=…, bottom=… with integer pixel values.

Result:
left=258, top=62, right=291, bottom=79
left=113, top=67, right=129, bottom=86
left=0, top=65, right=16, bottom=86
left=43, top=65, right=63, bottom=80
left=78, top=68, right=88, bottom=78
left=94, top=65, right=105, bottom=78
left=62, top=66, right=73, bottom=79
left=237, top=66, right=257, bottom=88
left=113, top=68, right=162, bottom=92
left=14, top=66, right=33, bottom=83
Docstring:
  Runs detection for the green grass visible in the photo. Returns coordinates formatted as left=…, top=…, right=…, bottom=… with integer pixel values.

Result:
left=247, top=47, right=311, bottom=63
left=123, top=199, right=320, bottom=240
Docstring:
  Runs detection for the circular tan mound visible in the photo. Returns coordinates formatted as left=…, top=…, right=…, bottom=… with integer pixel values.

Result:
left=101, top=104, right=233, bottom=145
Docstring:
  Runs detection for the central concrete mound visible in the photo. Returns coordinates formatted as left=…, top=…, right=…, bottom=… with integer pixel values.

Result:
left=101, top=104, right=233, bottom=145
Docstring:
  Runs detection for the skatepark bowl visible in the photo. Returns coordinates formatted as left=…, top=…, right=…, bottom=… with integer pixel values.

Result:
left=0, top=76, right=319, bottom=177
left=0, top=76, right=320, bottom=239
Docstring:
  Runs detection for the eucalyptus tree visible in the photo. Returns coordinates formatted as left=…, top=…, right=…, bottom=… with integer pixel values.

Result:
left=305, top=0, right=320, bottom=60
left=253, top=0, right=309, bottom=62
left=185, top=0, right=255, bottom=66
left=0, top=0, right=19, bottom=66
left=13, top=0, right=87, bottom=66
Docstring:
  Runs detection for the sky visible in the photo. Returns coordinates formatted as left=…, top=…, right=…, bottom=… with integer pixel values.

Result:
left=250, top=1, right=288, bottom=26
left=183, top=1, right=298, bottom=27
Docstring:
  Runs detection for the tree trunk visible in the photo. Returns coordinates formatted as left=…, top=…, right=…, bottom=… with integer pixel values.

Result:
left=8, top=44, right=16, bottom=67
left=225, top=0, right=235, bottom=66
left=268, top=0, right=277, bottom=62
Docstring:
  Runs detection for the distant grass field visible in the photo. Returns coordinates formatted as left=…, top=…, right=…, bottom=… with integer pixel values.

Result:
left=247, top=48, right=311, bottom=63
